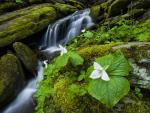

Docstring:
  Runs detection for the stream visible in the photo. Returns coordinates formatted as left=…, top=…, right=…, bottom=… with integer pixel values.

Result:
left=2, top=8, right=94, bottom=113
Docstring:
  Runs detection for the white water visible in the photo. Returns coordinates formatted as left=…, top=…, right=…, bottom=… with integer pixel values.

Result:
left=2, top=61, right=44, bottom=113
left=2, top=9, right=93, bottom=113
left=40, top=8, right=94, bottom=53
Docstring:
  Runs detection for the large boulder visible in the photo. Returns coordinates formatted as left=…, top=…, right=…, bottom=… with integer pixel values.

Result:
left=0, top=3, right=77, bottom=48
left=13, top=42, right=38, bottom=74
left=90, top=0, right=150, bottom=22
left=0, top=3, right=57, bottom=48
left=0, top=53, right=25, bottom=107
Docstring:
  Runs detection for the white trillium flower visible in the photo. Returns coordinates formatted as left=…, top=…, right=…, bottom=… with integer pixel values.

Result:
left=59, top=45, right=67, bottom=56
left=90, top=62, right=110, bottom=81
left=81, top=29, right=86, bottom=33
left=43, top=60, right=48, bottom=69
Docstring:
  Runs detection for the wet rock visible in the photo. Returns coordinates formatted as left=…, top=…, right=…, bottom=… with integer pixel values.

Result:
left=13, top=42, right=38, bottom=74
left=0, top=53, right=25, bottom=107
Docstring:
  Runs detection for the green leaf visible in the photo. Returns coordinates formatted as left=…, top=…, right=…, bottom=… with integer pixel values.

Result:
left=83, top=31, right=94, bottom=38
left=44, top=64, right=55, bottom=76
left=96, top=52, right=130, bottom=77
left=16, top=0, right=23, bottom=3
left=69, top=52, right=84, bottom=66
left=78, top=71, right=86, bottom=81
left=87, top=52, right=131, bottom=108
left=54, top=55, right=69, bottom=68
left=88, top=77, right=130, bottom=108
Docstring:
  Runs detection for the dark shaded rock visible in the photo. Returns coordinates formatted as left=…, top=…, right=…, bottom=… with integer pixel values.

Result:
left=0, top=2, right=17, bottom=14
left=13, top=42, right=38, bottom=74
left=0, top=53, right=25, bottom=107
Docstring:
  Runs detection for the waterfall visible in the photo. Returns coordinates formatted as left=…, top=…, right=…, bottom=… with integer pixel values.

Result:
left=40, top=8, right=94, bottom=53
left=2, top=61, right=44, bottom=113
left=2, top=9, right=94, bottom=113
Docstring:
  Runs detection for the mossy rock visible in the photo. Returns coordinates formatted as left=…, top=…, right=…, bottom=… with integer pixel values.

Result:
left=0, top=3, right=57, bottom=48
left=28, top=0, right=43, bottom=4
left=0, top=2, right=17, bottom=14
left=54, top=3, right=77, bottom=16
left=0, top=53, right=25, bottom=106
left=0, top=3, right=78, bottom=48
left=107, top=0, right=130, bottom=17
left=13, top=42, right=38, bottom=74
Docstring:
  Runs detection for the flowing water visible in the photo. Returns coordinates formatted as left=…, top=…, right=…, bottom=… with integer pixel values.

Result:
left=2, top=9, right=94, bottom=113
left=40, top=8, right=94, bottom=53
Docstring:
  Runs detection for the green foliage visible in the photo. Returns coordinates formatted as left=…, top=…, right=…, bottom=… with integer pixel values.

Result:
left=68, top=18, right=150, bottom=49
left=35, top=51, right=84, bottom=113
left=87, top=52, right=130, bottom=108
left=15, top=0, right=23, bottom=3
left=83, top=31, right=94, bottom=39
left=134, top=87, right=143, bottom=98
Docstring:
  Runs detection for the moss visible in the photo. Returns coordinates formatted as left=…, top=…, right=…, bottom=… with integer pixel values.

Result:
left=13, top=42, right=38, bottom=73
left=112, top=42, right=150, bottom=61
left=120, top=92, right=150, bottom=113
left=53, top=77, right=83, bottom=113
left=29, top=0, right=43, bottom=4
left=67, top=0, right=84, bottom=9
left=0, top=53, right=24, bottom=106
left=54, top=3, right=77, bottom=16
left=77, top=44, right=117, bottom=61
left=0, top=4, right=57, bottom=47
left=0, top=2, right=16, bottom=14
left=90, top=5, right=101, bottom=20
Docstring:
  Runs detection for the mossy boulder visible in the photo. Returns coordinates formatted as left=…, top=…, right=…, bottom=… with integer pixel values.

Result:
left=13, top=42, right=38, bottom=74
left=54, top=3, right=77, bottom=16
left=0, top=2, right=17, bottom=14
left=0, top=53, right=25, bottom=106
left=0, top=3, right=57, bottom=48
left=0, top=3, right=78, bottom=48
left=90, top=0, right=150, bottom=22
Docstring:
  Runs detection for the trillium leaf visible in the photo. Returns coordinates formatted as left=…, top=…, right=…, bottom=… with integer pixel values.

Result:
left=54, top=55, right=69, bottom=68
left=69, top=52, right=84, bottom=66
left=88, top=77, right=130, bottom=108
left=96, top=52, right=130, bottom=77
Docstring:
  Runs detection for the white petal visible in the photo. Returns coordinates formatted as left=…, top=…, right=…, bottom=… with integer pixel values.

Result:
left=81, top=29, right=86, bottom=33
left=63, top=47, right=67, bottom=54
left=59, top=45, right=67, bottom=56
left=60, top=51, right=63, bottom=56
left=94, top=62, right=103, bottom=70
left=90, top=70, right=102, bottom=79
left=59, top=45, right=64, bottom=50
left=43, top=60, right=48, bottom=68
left=101, top=70, right=110, bottom=81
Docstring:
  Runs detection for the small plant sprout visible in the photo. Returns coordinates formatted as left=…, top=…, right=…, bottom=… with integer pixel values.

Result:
left=90, top=62, right=110, bottom=81
left=43, top=60, right=48, bottom=68
left=59, top=45, right=67, bottom=56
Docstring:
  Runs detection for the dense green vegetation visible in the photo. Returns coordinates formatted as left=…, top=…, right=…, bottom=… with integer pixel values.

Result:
left=69, top=18, right=150, bottom=49
left=35, top=17, right=150, bottom=113
left=0, top=0, right=150, bottom=112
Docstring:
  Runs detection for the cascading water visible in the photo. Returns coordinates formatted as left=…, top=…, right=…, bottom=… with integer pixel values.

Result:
left=2, top=9, right=94, bottom=113
left=2, top=61, right=44, bottom=113
left=40, top=8, right=94, bottom=52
